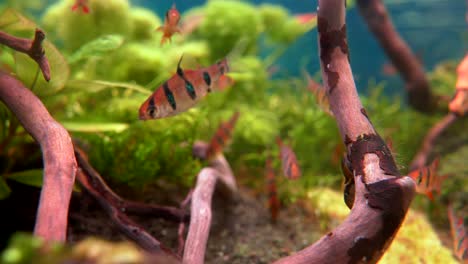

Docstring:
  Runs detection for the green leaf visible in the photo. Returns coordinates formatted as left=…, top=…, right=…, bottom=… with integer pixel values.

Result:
left=0, top=177, right=11, bottom=200
left=62, top=122, right=129, bottom=133
left=65, top=79, right=151, bottom=95
left=1, top=9, right=70, bottom=95
left=6, top=169, right=81, bottom=192
left=5, top=169, right=43, bottom=188
left=68, top=35, right=125, bottom=64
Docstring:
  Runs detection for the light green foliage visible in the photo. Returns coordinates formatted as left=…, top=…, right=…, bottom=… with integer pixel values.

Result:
left=259, top=4, right=310, bottom=44
left=0, top=177, right=11, bottom=200
left=1, top=233, right=64, bottom=264
left=68, top=35, right=124, bottom=64
left=42, top=0, right=131, bottom=52
left=196, top=0, right=262, bottom=59
left=129, top=7, right=161, bottom=41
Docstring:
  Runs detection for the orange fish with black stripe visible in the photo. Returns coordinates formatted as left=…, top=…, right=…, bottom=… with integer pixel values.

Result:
left=265, top=154, right=280, bottom=223
left=205, top=111, right=240, bottom=160
left=448, top=205, right=468, bottom=262
left=303, top=70, right=333, bottom=116
left=408, top=158, right=448, bottom=201
left=157, top=3, right=181, bottom=45
left=276, top=137, right=301, bottom=180
left=139, top=56, right=229, bottom=120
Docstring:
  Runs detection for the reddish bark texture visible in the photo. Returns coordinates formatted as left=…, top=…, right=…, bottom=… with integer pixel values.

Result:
left=356, top=0, right=435, bottom=112
left=274, top=0, right=415, bottom=263
left=0, top=71, right=76, bottom=242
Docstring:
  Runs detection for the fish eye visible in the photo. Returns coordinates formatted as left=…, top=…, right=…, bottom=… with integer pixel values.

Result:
left=148, top=107, right=157, bottom=118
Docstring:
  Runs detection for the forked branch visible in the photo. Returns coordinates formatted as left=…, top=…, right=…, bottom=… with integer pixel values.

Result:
left=182, top=141, right=237, bottom=264
left=274, top=1, right=415, bottom=263
left=0, top=29, right=50, bottom=81
left=0, top=71, right=76, bottom=242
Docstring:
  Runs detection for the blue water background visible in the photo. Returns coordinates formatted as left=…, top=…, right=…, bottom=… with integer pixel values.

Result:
left=139, top=0, right=466, bottom=96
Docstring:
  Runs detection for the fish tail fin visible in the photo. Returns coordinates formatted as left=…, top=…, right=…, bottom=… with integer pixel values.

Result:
left=426, top=191, right=434, bottom=201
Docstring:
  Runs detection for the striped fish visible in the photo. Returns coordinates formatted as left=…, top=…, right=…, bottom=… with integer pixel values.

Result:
left=205, top=111, right=240, bottom=160
left=276, top=137, right=301, bottom=180
left=139, top=57, right=229, bottom=120
left=304, top=70, right=333, bottom=116
left=266, top=154, right=280, bottom=223
left=408, top=158, right=448, bottom=201
left=448, top=205, right=468, bottom=262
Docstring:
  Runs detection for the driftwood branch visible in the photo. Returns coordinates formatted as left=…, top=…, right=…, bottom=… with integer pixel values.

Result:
left=74, top=148, right=182, bottom=258
left=356, top=0, right=435, bottom=112
left=409, top=113, right=458, bottom=170
left=0, top=29, right=50, bottom=81
left=182, top=141, right=237, bottom=263
left=274, top=1, right=415, bottom=263
left=410, top=54, right=468, bottom=169
left=0, top=71, right=76, bottom=241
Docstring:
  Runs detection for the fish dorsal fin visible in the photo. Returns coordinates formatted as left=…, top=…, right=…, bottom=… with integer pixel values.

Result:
left=176, top=54, right=184, bottom=76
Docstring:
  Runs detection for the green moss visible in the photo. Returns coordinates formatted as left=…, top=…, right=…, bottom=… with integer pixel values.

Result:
left=42, top=0, right=131, bottom=52
left=259, top=4, right=310, bottom=44
left=129, top=7, right=161, bottom=41
left=196, top=0, right=262, bottom=59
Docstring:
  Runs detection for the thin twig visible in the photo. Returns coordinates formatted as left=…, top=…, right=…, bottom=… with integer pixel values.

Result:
left=409, top=112, right=459, bottom=171
left=0, top=29, right=50, bottom=81
left=0, top=71, right=76, bottom=242
left=177, top=189, right=193, bottom=257
left=74, top=149, right=180, bottom=258
left=73, top=145, right=188, bottom=223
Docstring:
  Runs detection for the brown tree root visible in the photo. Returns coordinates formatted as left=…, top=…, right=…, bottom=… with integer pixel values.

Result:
left=182, top=141, right=237, bottom=263
left=274, top=0, right=415, bottom=263
left=356, top=0, right=435, bottom=112
left=0, top=71, right=76, bottom=242
left=409, top=113, right=459, bottom=170
left=74, top=148, right=181, bottom=260
left=0, top=29, right=50, bottom=81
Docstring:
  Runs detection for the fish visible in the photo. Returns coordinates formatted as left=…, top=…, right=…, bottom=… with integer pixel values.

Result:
left=265, top=154, right=280, bottom=223
left=156, top=4, right=181, bottom=45
left=448, top=205, right=468, bottom=262
left=276, top=137, right=301, bottom=180
left=213, top=74, right=235, bottom=91
left=71, top=0, right=90, bottom=14
left=303, top=70, right=333, bottom=116
left=139, top=56, right=229, bottom=120
left=408, top=158, right=448, bottom=201
left=294, top=13, right=317, bottom=25
left=205, top=111, right=240, bottom=160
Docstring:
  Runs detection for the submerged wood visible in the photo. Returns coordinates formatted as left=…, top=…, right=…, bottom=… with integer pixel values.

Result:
left=356, top=0, right=435, bottom=112
left=274, top=0, right=415, bottom=263
left=183, top=141, right=237, bottom=263
left=74, top=148, right=182, bottom=259
left=409, top=113, right=458, bottom=170
left=0, top=29, right=50, bottom=81
left=0, top=71, right=76, bottom=242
